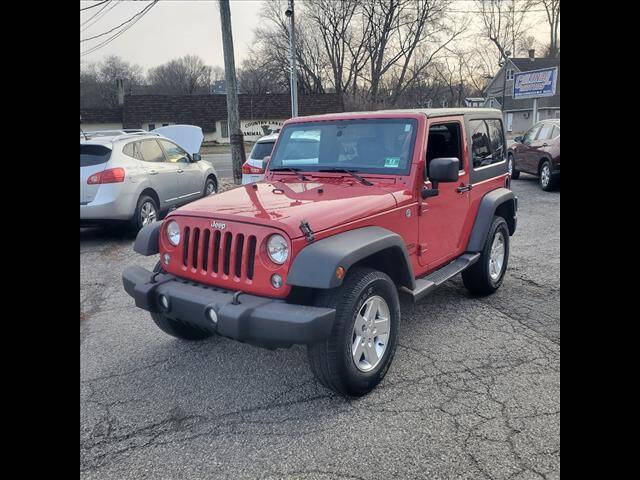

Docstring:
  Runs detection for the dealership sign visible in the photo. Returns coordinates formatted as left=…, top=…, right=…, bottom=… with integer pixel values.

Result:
left=512, top=67, right=558, bottom=99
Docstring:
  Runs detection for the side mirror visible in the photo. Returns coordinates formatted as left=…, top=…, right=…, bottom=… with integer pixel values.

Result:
left=421, top=157, right=459, bottom=199
left=514, top=136, right=523, bottom=143
left=191, top=153, right=201, bottom=163
left=428, top=157, right=459, bottom=183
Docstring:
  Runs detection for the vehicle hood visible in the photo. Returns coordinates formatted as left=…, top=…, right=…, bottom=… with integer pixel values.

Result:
left=154, top=125, right=204, bottom=155
left=171, top=177, right=406, bottom=239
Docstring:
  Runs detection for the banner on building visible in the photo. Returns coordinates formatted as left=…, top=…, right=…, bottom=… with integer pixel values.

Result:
left=512, top=67, right=558, bottom=99
left=241, top=120, right=285, bottom=141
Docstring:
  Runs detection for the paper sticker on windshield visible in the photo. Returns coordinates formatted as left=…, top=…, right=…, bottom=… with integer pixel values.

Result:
left=404, top=124, right=412, bottom=133
left=384, top=157, right=400, bottom=168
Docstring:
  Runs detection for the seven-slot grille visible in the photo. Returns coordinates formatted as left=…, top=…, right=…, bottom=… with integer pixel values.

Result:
left=181, top=225, right=257, bottom=281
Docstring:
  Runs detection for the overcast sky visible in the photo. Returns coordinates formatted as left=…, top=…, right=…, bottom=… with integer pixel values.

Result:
left=80, top=1, right=549, bottom=72
left=81, top=1, right=263, bottom=70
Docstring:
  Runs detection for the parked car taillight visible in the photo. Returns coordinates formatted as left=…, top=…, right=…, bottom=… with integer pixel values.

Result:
left=242, top=162, right=264, bottom=174
left=87, top=167, right=126, bottom=184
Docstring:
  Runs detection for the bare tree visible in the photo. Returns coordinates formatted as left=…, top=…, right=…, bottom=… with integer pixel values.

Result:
left=476, top=0, right=538, bottom=63
left=147, top=55, right=213, bottom=95
left=539, top=0, right=560, bottom=57
left=80, top=55, right=144, bottom=108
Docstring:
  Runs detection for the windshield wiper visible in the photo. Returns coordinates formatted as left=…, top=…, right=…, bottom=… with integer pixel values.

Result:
left=318, top=168, right=373, bottom=186
left=270, top=167, right=309, bottom=181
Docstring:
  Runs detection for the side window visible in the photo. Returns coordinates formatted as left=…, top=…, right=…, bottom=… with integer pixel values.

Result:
left=427, top=122, right=463, bottom=171
left=138, top=140, right=165, bottom=163
left=469, top=120, right=492, bottom=168
left=522, top=124, right=542, bottom=143
left=551, top=126, right=560, bottom=138
left=485, top=119, right=505, bottom=164
left=158, top=139, right=188, bottom=163
left=123, top=141, right=143, bottom=160
left=537, top=123, right=554, bottom=140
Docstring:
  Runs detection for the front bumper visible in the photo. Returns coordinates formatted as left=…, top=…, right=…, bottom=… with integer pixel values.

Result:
left=122, top=265, right=335, bottom=349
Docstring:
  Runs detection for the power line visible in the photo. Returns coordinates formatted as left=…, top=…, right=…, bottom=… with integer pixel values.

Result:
left=81, top=1, right=157, bottom=43
left=81, top=1, right=118, bottom=32
left=81, top=0, right=109, bottom=12
left=81, top=1, right=159, bottom=57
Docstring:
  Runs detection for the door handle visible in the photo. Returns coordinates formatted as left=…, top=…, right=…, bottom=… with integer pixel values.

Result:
left=149, top=170, right=158, bottom=175
left=177, top=169, right=184, bottom=173
left=541, top=143, right=549, bottom=147
left=456, top=184, right=472, bottom=193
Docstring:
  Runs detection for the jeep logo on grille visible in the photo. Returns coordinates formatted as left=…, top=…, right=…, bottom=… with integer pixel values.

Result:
left=211, top=221, right=226, bottom=230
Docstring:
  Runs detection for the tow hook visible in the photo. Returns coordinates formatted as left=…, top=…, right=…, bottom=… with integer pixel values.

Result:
left=231, top=291, right=243, bottom=305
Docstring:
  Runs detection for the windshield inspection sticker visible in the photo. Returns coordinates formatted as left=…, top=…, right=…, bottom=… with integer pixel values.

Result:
left=384, top=157, right=401, bottom=167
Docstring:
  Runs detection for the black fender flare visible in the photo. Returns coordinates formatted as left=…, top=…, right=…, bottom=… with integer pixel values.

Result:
left=286, top=226, right=415, bottom=290
left=134, top=222, right=162, bottom=255
left=466, top=188, right=517, bottom=252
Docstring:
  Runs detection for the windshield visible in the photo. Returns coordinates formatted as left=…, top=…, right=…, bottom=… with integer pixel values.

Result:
left=80, top=144, right=112, bottom=167
left=268, top=118, right=418, bottom=174
left=250, top=141, right=275, bottom=160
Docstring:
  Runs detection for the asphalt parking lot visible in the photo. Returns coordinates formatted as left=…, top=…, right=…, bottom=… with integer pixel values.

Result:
left=80, top=174, right=559, bottom=479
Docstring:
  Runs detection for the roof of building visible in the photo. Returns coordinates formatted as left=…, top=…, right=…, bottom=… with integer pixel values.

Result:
left=122, top=93, right=344, bottom=131
left=510, top=57, right=560, bottom=72
left=80, top=107, right=122, bottom=124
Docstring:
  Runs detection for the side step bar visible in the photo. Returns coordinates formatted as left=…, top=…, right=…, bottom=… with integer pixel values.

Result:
left=401, top=253, right=481, bottom=303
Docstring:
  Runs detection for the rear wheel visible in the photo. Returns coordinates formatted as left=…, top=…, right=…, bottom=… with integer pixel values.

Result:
left=462, top=216, right=509, bottom=295
left=307, top=267, right=400, bottom=397
left=539, top=160, right=557, bottom=191
left=132, top=194, right=158, bottom=232
left=149, top=262, right=214, bottom=341
left=508, top=153, right=520, bottom=179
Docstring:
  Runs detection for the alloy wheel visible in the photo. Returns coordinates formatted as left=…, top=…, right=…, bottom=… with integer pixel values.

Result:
left=489, top=231, right=505, bottom=281
left=351, top=295, right=390, bottom=372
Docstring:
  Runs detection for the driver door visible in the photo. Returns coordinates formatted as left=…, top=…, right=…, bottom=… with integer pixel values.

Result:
left=516, top=123, right=543, bottom=174
left=418, top=118, right=470, bottom=270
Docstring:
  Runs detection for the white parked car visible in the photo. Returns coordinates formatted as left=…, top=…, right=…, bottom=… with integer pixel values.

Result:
left=241, top=132, right=278, bottom=184
left=81, top=125, right=218, bottom=230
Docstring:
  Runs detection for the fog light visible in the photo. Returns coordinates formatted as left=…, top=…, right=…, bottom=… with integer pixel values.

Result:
left=206, top=308, right=218, bottom=324
left=163, top=253, right=171, bottom=265
left=271, top=274, right=283, bottom=288
left=335, top=266, right=345, bottom=280
left=159, top=294, right=169, bottom=310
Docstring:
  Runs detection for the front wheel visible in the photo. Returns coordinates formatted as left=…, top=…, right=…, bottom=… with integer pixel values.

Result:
left=307, top=267, right=400, bottom=397
left=539, top=160, right=557, bottom=191
left=204, top=176, right=218, bottom=196
left=462, top=216, right=510, bottom=295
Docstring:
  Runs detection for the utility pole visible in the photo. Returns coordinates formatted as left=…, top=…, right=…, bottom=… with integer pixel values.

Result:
left=285, top=0, right=298, bottom=117
left=218, top=0, right=245, bottom=185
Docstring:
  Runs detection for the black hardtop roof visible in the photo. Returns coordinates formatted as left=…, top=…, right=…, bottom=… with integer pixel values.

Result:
left=293, top=108, right=502, bottom=122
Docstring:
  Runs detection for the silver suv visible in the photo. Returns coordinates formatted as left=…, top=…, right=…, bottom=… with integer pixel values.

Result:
left=80, top=125, right=218, bottom=230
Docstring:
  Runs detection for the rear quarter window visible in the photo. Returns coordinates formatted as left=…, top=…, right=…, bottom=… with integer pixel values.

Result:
left=80, top=145, right=112, bottom=167
left=250, top=141, right=275, bottom=160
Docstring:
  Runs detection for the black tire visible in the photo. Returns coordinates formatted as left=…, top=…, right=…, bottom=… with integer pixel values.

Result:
left=132, top=194, right=159, bottom=232
left=149, top=262, right=214, bottom=341
left=307, top=267, right=400, bottom=397
left=203, top=176, right=218, bottom=197
left=539, top=159, right=557, bottom=191
left=462, top=216, right=510, bottom=296
left=508, top=153, right=520, bottom=179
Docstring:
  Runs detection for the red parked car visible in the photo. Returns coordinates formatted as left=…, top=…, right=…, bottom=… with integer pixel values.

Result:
left=123, top=108, right=517, bottom=396
left=507, top=119, right=560, bottom=191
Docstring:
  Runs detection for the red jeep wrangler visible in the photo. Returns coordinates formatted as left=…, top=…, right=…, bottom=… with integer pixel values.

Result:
left=123, top=108, right=517, bottom=396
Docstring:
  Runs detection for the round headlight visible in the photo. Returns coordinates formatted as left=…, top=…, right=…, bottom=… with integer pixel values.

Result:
left=267, top=234, right=289, bottom=264
left=167, top=221, right=180, bottom=246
